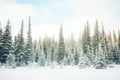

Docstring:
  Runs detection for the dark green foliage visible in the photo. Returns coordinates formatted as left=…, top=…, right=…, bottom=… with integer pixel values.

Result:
left=57, top=26, right=65, bottom=65
left=25, top=17, right=33, bottom=64
left=35, top=52, right=39, bottom=62
left=14, top=20, right=25, bottom=66
left=74, top=53, right=79, bottom=65
left=82, top=22, right=92, bottom=63
left=0, top=20, right=14, bottom=63
left=92, top=20, right=99, bottom=55
left=0, top=25, right=3, bottom=63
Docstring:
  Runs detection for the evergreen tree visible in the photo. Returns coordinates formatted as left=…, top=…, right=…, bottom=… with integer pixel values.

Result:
left=14, top=20, right=25, bottom=66
left=1, top=20, right=14, bottom=63
left=0, top=23, right=3, bottom=63
left=112, top=31, right=119, bottom=63
left=57, top=25, right=65, bottom=65
left=92, top=20, right=99, bottom=56
left=6, top=53, right=15, bottom=68
left=94, top=43, right=106, bottom=69
left=74, top=47, right=79, bottom=65
left=39, top=48, right=45, bottom=66
left=79, top=47, right=90, bottom=68
left=35, top=52, right=39, bottom=62
left=70, top=34, right=75, bottom=65
left=25, top=17, right=33, bottom=64
left=101, top=24, right=108, bottom=64
left=42, top=36, right=51, bottom=66
left=50, top=38, right=55, bottom=64
left=118, top=31, right=120, bottom=63
left=82, top=21, right=92, bottom=64
left=107, top=32, right=113, bottom=63
left=92, top=20, right=100, bottom=65
left=34, top=40, right=39, bottom=62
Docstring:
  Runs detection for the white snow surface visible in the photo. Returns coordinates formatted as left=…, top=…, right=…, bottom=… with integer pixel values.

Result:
left=0, top=64, right=120, bottom=80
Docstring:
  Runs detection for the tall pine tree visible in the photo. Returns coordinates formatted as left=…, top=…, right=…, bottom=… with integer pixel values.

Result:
left=0, top=23, right=3, bottom=63
left=1, top=20, right=14, bottom=63
left=25, top=17, right=33, bottom=64
left=82, top=21, right=92, bottom=65
left=57, top=25, right=65, bottom=65
left=92, top=20, right=100, bottom=64
left=14, top=20, right=25, bottom=66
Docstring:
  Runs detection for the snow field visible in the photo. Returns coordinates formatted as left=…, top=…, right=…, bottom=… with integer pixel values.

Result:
left=0, top=65, right=120, bottom=80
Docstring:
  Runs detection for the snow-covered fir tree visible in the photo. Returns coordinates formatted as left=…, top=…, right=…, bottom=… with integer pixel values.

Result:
left=92, top=20, right=100, bottom=58
left=117, top=31, right=120, bottom=63
left=0, top=24, right=3, bottom=63
left=112, top=31, right=119, bottom=64
left=50, top=38, right=56, bottom=66
left=25, top=17, right=33, bottom=64
left=14, top=20, right=25, bottom=66
left=74, top=47, right=79, bottom=65
left=79, top=47, right=90, bottom=68
left=6, top=53, right=15, bottom=68
left=82, top=22, right=92, bottom=65
left=39, top=48, right=45, bottom=67
left=57, top=25, right=65, bottom=65
left=94, top=42, right=107, bottom=69
left=107, top=32, right=114, bottom=64
left=0, top=20, right=14, bottom=64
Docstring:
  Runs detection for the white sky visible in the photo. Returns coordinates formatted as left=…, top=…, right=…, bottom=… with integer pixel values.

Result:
left=0, top=0, right=120, bottom=40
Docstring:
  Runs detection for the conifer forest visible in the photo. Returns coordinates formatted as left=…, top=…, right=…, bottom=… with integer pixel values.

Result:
left=0, top=17, right=120, bottom=69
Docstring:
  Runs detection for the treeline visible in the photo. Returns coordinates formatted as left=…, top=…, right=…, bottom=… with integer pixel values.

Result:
left=0, top=18, right=120, bottom=69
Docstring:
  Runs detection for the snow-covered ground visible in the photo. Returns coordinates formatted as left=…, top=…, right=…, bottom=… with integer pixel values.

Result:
left=0, top=65, right=120, bottom=80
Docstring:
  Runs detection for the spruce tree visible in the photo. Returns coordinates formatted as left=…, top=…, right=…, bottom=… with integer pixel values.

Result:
left=94, top=42, right=106, bottom=69
left=92, top=20, right=99, bottom=54
left=82, top=21, right=92, bottom=64
left=50, top=38, right=55, bottom=64
left=57, top=25, right=65, bottom=65
left=0, top=24, right=3, bottom=63
left=25, top=17, right=33, bottom=64
left=92, top=20, right=100, bottom=64
left=39, top=48, right=45, bottom=66
left=1, top=20, right=14, bottom=63
left=101, top=25, right=108, bottom=64
left=74, top=47, right=79, bottom=65
left=107, top=32, right=113, bottom=63
left=14, top=20, right=25, bottom=66
left=112, top=31, right=119, bottom=63
left=118, top=31, right=120, bottom=63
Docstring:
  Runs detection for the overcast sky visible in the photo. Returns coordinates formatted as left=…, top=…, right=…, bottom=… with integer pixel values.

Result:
left=0, top=0, right=120, bottom=40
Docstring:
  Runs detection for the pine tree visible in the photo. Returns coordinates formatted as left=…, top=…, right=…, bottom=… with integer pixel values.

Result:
left=39, top=48, right=45, bottom=66
left=33, top=39, right=40, bottom=62
left=112, top=31, right=119, bottom=63
left=14, top=20, right=25, bottom=66
left=0, top=23, right=3, bottom=63
left=82, top=21, right=92, bottom=64
left=35, top=52, right=39, bottom=62
left=57, top=25, right=65, bottom=65
left=107, top=32, right=113, bottom=63
left=94, top=43, right=106, bottom=69
left=70, top=34, right=75, bottom=65
left=25, top=17, right=33, bottom=64
left=92, top=20, right=100, bottom=65
left=92, top=20, right=99, bottom=54
left=42, top=36, right=51, bottom=66
left=74, top=47, right=79, bottom=65
left=1, top=20, right=14, bottom=64
left=6, top=53, right=15, bottom=68
left=50, top=38, right=55, bottom=64
left=117, top=31, right=120, bottom=63
left=79, top=47, right=89, bottom=68
left=101, top=24, right=108, bottom=64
